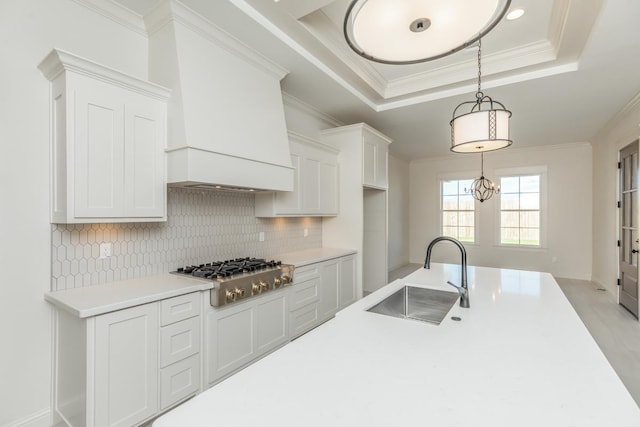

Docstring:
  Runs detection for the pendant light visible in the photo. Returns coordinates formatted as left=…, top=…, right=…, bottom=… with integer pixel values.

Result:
left=466, top=152, right=499, bottom=202
left=450, top=38, right=512, bottom=153
left=343, top=0, right=512, bottom=64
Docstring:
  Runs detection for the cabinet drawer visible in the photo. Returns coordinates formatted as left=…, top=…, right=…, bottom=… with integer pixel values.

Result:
left=160, top=292, right=201, bottom=326
left=293, top=264, right=320, bottom=283
left=160, top=317, right=200, bottom=368
left=290, top=277, right=320, bottom=311
left=160, top=354, right=200, bottom=410
left=290, top=302, right=320, bottom=339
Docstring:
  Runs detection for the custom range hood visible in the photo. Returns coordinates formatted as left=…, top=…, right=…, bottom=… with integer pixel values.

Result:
left=146, top=0, right=293, bottom=192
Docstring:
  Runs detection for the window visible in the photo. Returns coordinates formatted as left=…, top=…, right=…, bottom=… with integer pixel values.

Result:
left=499, top=175, right=541, bottom=246
left=441, top=179, right=475, bottom=243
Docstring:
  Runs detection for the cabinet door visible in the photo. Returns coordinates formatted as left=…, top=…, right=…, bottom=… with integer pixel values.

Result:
left=208, top=302, right=254, bottom=383
left=74, top=82, right=125, bottom=218
left=124, top=95, right=166, bottom=218
left=255, top=291, right=289, bottom=353
left=320, top=260, right=340, bottom=321
left=94, top=304, right=159, bottom=427
left=376, top=142, right=388, bottom=189
left=339, top=255, right=357, bottom=309
left=320, top=162, right=339, bottom=215
left=275, top=153, right=302, bottom=214
left=302, top=157, right=321, bottom=213
left=362, top=137, right=376, bottom=187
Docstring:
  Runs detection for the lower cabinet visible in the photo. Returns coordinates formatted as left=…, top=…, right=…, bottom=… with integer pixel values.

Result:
left=53, top=292, right=202, bottom=427
left=290, top=254, right=357, bottom=338
left=206, top=290, right=289, bottom=386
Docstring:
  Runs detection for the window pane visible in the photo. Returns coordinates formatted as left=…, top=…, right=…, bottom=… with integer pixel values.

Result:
left=442, top=180, right=458, bottom=196
left=443, top=227, right=458, bottom=239
left=520, top=193, right=540, bottom=210
left=501, top=194, right=519, bottom=210
left=458, top=227, right=474, bottom=242
left=442, top=195, right=458, bottom=210
left=459, top=195, right=474, bottom=210
left=520, top=228, right=540, bottom=246
left=501, top=176, right=519, bottom=193
left=459, top=180, right=474, bottom=193
left=458, top=212, right=474, bottom=227
left=501, top=211, right=519, bottom=227
left=520, top=211, right=540, bottom=228
left=442, top=211, right=458, bottom=226
left=440, top=179, right=475, bottom=244
left=501, top=227, right=520, bottom=245
left=520, top=175, right=539, bottom=193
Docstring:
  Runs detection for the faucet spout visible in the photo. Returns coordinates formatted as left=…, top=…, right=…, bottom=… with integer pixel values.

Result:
left=424, top=236, right=469, bottom=308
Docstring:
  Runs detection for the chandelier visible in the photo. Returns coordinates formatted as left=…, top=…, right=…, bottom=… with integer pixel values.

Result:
left=466, top=152, right=499, bottom=202
left=450, top=37, right=512, bottom=153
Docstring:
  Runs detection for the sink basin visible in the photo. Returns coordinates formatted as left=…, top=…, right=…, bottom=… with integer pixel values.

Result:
left=366, top=286, right=459, bottom=325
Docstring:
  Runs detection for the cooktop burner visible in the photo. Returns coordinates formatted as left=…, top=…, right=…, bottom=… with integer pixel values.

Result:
left=172, top=258, right=294, bottom=307
left=176, top=258, right=282, bottom=279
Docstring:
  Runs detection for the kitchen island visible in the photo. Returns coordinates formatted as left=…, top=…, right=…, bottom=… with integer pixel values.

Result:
left=153, top=264, right=640, bottom=426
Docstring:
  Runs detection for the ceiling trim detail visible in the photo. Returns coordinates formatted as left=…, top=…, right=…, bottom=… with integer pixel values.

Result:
left=282, top=92, right=344, bottom=128
left=71, top=0, right=147, bottom=35
left=144, top=0, right=289, bottom=80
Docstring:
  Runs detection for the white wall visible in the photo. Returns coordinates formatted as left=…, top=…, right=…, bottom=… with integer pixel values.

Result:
left=388, top=155, right=410, bottom=270
left=0, top=1, right=148, bottom=425
left=591, top=95, right=640, bottom=294
left=409, top=143, right=593, bottom=280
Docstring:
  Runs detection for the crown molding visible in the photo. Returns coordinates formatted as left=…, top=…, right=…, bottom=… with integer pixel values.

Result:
left=145, top=0, right=289, bottom=80
left=71, top=0, right=147, bottom=35
left=282, top=92, right=344, bottom=128
left=38, top=48, right=171, bottom=100
left=288, top=130, right=340, bottom=154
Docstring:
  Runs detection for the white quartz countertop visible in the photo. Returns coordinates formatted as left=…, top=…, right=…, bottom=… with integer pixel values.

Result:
left=45, top=273, right=211, bottom=318
left=153, top=263, right=640, bottom=426
left=273, top=247, right=356, bottom=267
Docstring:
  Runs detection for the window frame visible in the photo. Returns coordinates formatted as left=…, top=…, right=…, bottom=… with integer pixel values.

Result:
left=494, top=166, right=547, bottom=248
left=438, top=173, right=479, bottom=245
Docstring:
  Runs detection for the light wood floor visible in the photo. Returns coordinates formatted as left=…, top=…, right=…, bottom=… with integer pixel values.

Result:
left=387, top=266, right=640, bottom=407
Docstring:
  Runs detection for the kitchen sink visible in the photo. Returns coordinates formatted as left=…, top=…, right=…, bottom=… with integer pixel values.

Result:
left=366, top=286, right=459, bottom=325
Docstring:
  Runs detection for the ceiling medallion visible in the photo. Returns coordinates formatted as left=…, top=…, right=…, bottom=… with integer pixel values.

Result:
left=343, top=0, right=511, bottom=64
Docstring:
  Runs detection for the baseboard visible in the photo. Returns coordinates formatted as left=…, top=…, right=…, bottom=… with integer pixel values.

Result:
left=3, top=408, right=51, bottom=427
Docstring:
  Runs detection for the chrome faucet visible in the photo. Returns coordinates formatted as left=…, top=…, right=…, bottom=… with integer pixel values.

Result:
left=424, top=236, right=470, bottom=308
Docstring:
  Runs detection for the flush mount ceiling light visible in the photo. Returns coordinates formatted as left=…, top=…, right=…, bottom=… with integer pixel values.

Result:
left=450, top=38, right=512, bottom=153
left=343, top=0, right=511, bottom=64
left=466, top=152, right=499, bottom=203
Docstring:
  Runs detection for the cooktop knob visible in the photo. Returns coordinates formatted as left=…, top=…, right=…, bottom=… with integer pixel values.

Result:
left=252, top=282, right=262, bottom=294
left=225, top=289, right=237, bottom=302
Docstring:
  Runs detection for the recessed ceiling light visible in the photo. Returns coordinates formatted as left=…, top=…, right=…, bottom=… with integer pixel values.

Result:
left=506, top=9, right=525, bottom=20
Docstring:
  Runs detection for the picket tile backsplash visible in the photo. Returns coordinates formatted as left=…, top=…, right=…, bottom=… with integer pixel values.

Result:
left=51, top=188, right=322, bottom=291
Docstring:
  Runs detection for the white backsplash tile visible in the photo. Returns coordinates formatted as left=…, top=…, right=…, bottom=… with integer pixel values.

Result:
left=51, top=188, right=322, bottom=290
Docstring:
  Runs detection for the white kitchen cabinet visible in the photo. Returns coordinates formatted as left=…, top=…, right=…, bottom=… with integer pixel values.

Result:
left=362, top=129, right=390, bottom=190
left=38, top=49, right=170, bottom=223
left=206, top=290, right=289, bottom=385
left=255, top=132, right=339, bottom=217
left=289, top=264, right=321, bottom=339
left=289, top=254, right=358, bottom=337
left=320, top=124, right=392, bottom=298
left=94, top=304, right=159, bottom=427
left=52, top=292, right=201, bottom=427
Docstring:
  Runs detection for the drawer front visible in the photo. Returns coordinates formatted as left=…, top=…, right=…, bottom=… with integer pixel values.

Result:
left=290, top=277, right=320, bottom=311
left=293, top=264, right=320, bottom=283
left=160, top=354, right=200, bottom=410
left=160, top=317, right=201, bottom=368
left=290, top=301, right=320, bottom=339
left=160, top=292, right=201, bottom=326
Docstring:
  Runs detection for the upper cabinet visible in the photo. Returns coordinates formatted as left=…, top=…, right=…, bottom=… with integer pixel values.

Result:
left=38, top=49, right=170, bottom=223
left=255, top=132, right=339, bottom=217
left=362, top=130, right=390, bottom=190
left=321, top=123, right=391, bottom=190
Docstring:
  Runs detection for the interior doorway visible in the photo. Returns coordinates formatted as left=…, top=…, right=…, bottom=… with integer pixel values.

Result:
left=619, top=140, right=639, bottom=317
